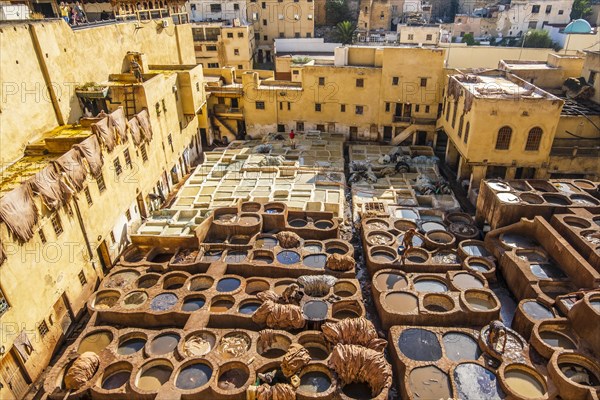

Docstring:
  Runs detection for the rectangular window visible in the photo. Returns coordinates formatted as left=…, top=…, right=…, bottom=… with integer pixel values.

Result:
left=385, top=102, right=391, bottom=112
left=167, top=134, right=174, bottom=152
left=392, top=77, right=399, bottom=85
left=238, top=32, right=243, bottom=38
left=589, top=71, right=597, bottom=85
left=316, top=124, right=325, bottom=131
left=355, top=105, right=364, bottom=115
left=294, top=32, right=300, bottom=38
left=96, top=172, right=106, bottom=192
left=532, top=5, right=540, bottom=13
left=356, top=78, right=364, bottom=87
left=84, top=187, right=93, bottom=206
left=206, top=45, right=217, bottom=51
left=420, top=78, right=427, bottom=87
left=415, top=104, right=420, bottom=112
left=234, top=3, right=240, bottom=10
left=315, top=103, right=322, bottom=112
left=38, top=320, right=49, bottom=337
left=110, top=231, right=116, bottom=243
left=426, top=34, right=432, bottom=41
left=227, top=32, right=234, bottom=38
left=255, top=101, right=265, bottom=110
left=208, top=62, right=219, bottom=68
left=558, top=9, right=563, bottom=14
left=210, top=3, right=221, bottom=12
left=318, top=77, right=325, bottom=86
left=263, top=35, right=268, bottom=41
left=341, top=104, right=346, bottom=112
left=238, top=65, right=243, bottom=69
left=0, top=287, right=9, bottom=317
left=78, top=270, right=87, bottom=286
left=306, top=32, right=312, bottom=38
left=287, top=102, right=291, bottom=111
left=140, top=143, right=148, bottom=162
left=279, top=32, right=284, bottom=38
left=296, top=121, right=304, bottom=131
left=124, top=149, right=132, bottom=169
left=349, top=126, right=358, bottom=136
left=51, top=213, right=63, bottom=236
left=545, top=5, right=552, bottom=13
left=425, top=105, right=430, bottom=113
left=262, top=19, right=267, bottom=25
left=113, top=157, right=122, bottom=176
left=254, top=33, right=260, bottom=40
left=234, top=49, right=240, bottom=55
left=408, top=34, right=414, bottom=40
left=126, top=209, right=132, bottom=221
left=39, top=228, right=47, bottom=244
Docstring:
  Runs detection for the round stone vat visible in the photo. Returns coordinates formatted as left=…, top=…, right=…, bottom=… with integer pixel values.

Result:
left=217, top=362, right=250, bottom=392
left=238, top=213, right=260, bottom=226
left=409, top=365, right=452, bottom=399
left=570, top=194, right=599, bottom=206
left=332, top=300, right=362, bottom=319
left=258, top=332, right=291, bottom=358
left=488, top=180, right=511, bottom=191
left=543, top=193, right=571, bottom=205
left=520, top=193, right=544, bottom=204
left=365, top=218, right=390, bottom=230
left=404, top=248, right=430, bottom=264
left=224, top=250, right=248, bottom=264
left=454, top=363, right=503, bottom=399
left=370, top=246, right=397, bottom=263
left=245, top=279, right=270, bottom=295
left=182, top=295, right=206, bottom=312
left=367, top=231, right=395, bottom=246
left=510, top=181, right=533, bottom=191
left=217, top=332, right=251, bottom=359
left=150, top=293, right=179, bottom=312
left=384, top=291, right=418, bottom=314
left=241, top=202, right=262, bottom=212
left=238, top=300, right=261, bottom=315
left=162, top=273, right=188, bottom=290
left=274, top=280, right=296, bottom=295
left=147, top=249, right=175, bottom=264
left=201, top=249, right=223, bottom=262
left=452, top=273, right=484, bottom=290
left=297, top=365, right=334, bottom=397
left=564, top=216, right=592, bottom=229
left=122, top=246, right=148, bottom=263
left=532, top=321, right=578, bottom=359
left=137, top=273, right=160, bottom=289
left=303, top=254, right=328, bottom=269
left=314, top=220, right=334, bottom=230
left=78, top=330, right=113, bottom=354
left=500, top=233, right=539, bottom=250
left=421, top=221, right=447, bottom=233
left=188, top=275, right=214, bottom=291
left=303, top=300, right=329, bottom=321
left=460, top=240, right=492, bottom=258
left=252, top=251, right=274, bottom=264
left=550, top=352, right=600, bottom=399
left=334, top=281, right=357, bottom=298
left=414, top=278, right=448, bottom=293
left=277, top=250, right=301, bottom=265
left=423, top=293, right=455, bottom=313
left=373, top=271, right=408, bottom=292
left=255, top=236, right=278, bottom=249
left=264, top=202, right=285, bottom=214
left=498, top=192, right=520, bottom=203
left=230, top=235, right=251, bottom=245
left=289, top=218, right=308, bottom=228
left=444, top=212, right=473, bottom=225
left=325, top=241, right=350, bottom=255
left=216, top=277, right=241, bottom=293
left=463, top=290, right=498, bottom=312
left=175, top=361, right=213, bottom=391
left=463, top=257, right=495, bottom=279
left=122, top=291, right=148, bottom=309
left=105, top=269, right=140, bottom=290
left=92, top=290, right=121, bottom=310
left=299, top=334, right=330, bottom=360
left=99, top=361, right=132, bottom=391
left=399, top=328, right=442, bottom=361
left=304, top=242, right=323, bottom=254
left=183, top=331, right=216, bottom=357
left=135, top=360, right=173, bottom=392
left=424, top=230, right=456, bottom=250
left=117, top=333, right=147, bottom=356
left=149, top=332, right=180, bottom=356
left=443, top=333, right=481, bottom=361
left=210, top=295, right=235, bottom=313
left=394, top=219, right=418, bottom=232
left=501, top=364, right=547, bottom=399
left=573, top=179, right=596, bottom=190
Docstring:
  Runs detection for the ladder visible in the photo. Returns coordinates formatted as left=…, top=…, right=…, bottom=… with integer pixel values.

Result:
left=123, top=85, right=136, bottom=118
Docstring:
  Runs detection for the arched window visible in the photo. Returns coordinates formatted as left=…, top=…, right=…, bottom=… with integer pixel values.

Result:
left=525, top=127, right=543, bottom=151
left=457, top=115, right=464, bottom=138
left=464, top=122, right=470, bottom=144
left=495, top=126, right=512, bottom=150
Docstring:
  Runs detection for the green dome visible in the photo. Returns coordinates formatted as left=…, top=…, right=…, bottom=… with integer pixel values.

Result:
left=564, top=19, right=592, bottom=33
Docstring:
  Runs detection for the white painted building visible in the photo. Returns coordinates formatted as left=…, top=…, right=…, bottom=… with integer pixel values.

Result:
left=495, top=0, right=573, bottom=37
left=187, top=0, right=247, bottom=23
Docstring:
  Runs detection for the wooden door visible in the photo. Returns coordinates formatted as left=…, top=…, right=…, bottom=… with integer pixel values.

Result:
left=0, top=350, right=31, bottom=399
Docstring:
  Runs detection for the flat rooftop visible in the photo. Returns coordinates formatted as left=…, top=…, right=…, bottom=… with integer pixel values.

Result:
left=454, top=73, right=549, bottom=99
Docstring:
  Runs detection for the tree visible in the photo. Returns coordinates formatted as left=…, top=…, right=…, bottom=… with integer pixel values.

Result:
left=334, top=21, right=356, bottom=45
left=462, top=33, right=476, bottom=45
left=570, top=0, right=592, bottom=20
left=523, top=30, right=553, bottom=48
left=326, top=0, right=352, bottom=25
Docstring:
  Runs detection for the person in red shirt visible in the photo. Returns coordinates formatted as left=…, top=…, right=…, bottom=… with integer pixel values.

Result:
left=289, top=129, right=296, bottom=149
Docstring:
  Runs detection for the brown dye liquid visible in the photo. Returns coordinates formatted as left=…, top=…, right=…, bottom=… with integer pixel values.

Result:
left=467, top=296, right=494, bottom=310
left=137, top=366, right=172, bottom=391
left=375, top=273, right=407, bottom=290
left=453, top=274, right=483, bottom=289
left=505, top=370, right=546, bottom=398
left=218, top=368, right=249, bottom=390
left=334, top=309, right=359, bottom=319
left=409, top=366, right=452, bottom=399
left=211, top=299, right=234, bottom=312
left=150, top=334, right=180, bottom=355
left=78, top=332, right=112, bottom=354
left=336, top=290, right=354, bottom=297
left=385, top=293, right=418, bottom=313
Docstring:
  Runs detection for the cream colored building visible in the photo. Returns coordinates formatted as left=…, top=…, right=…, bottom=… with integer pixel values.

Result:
left=192, top=22, right=256, bottom=68
left=397, top=23, right=440, bottom=45
left=248, top=0, right=315, bottom=64
left=438, top=70, right=565, bottom=194
left=205, top=46, right=446, bottom=144
left=0, top=19, right=208, bottom=398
